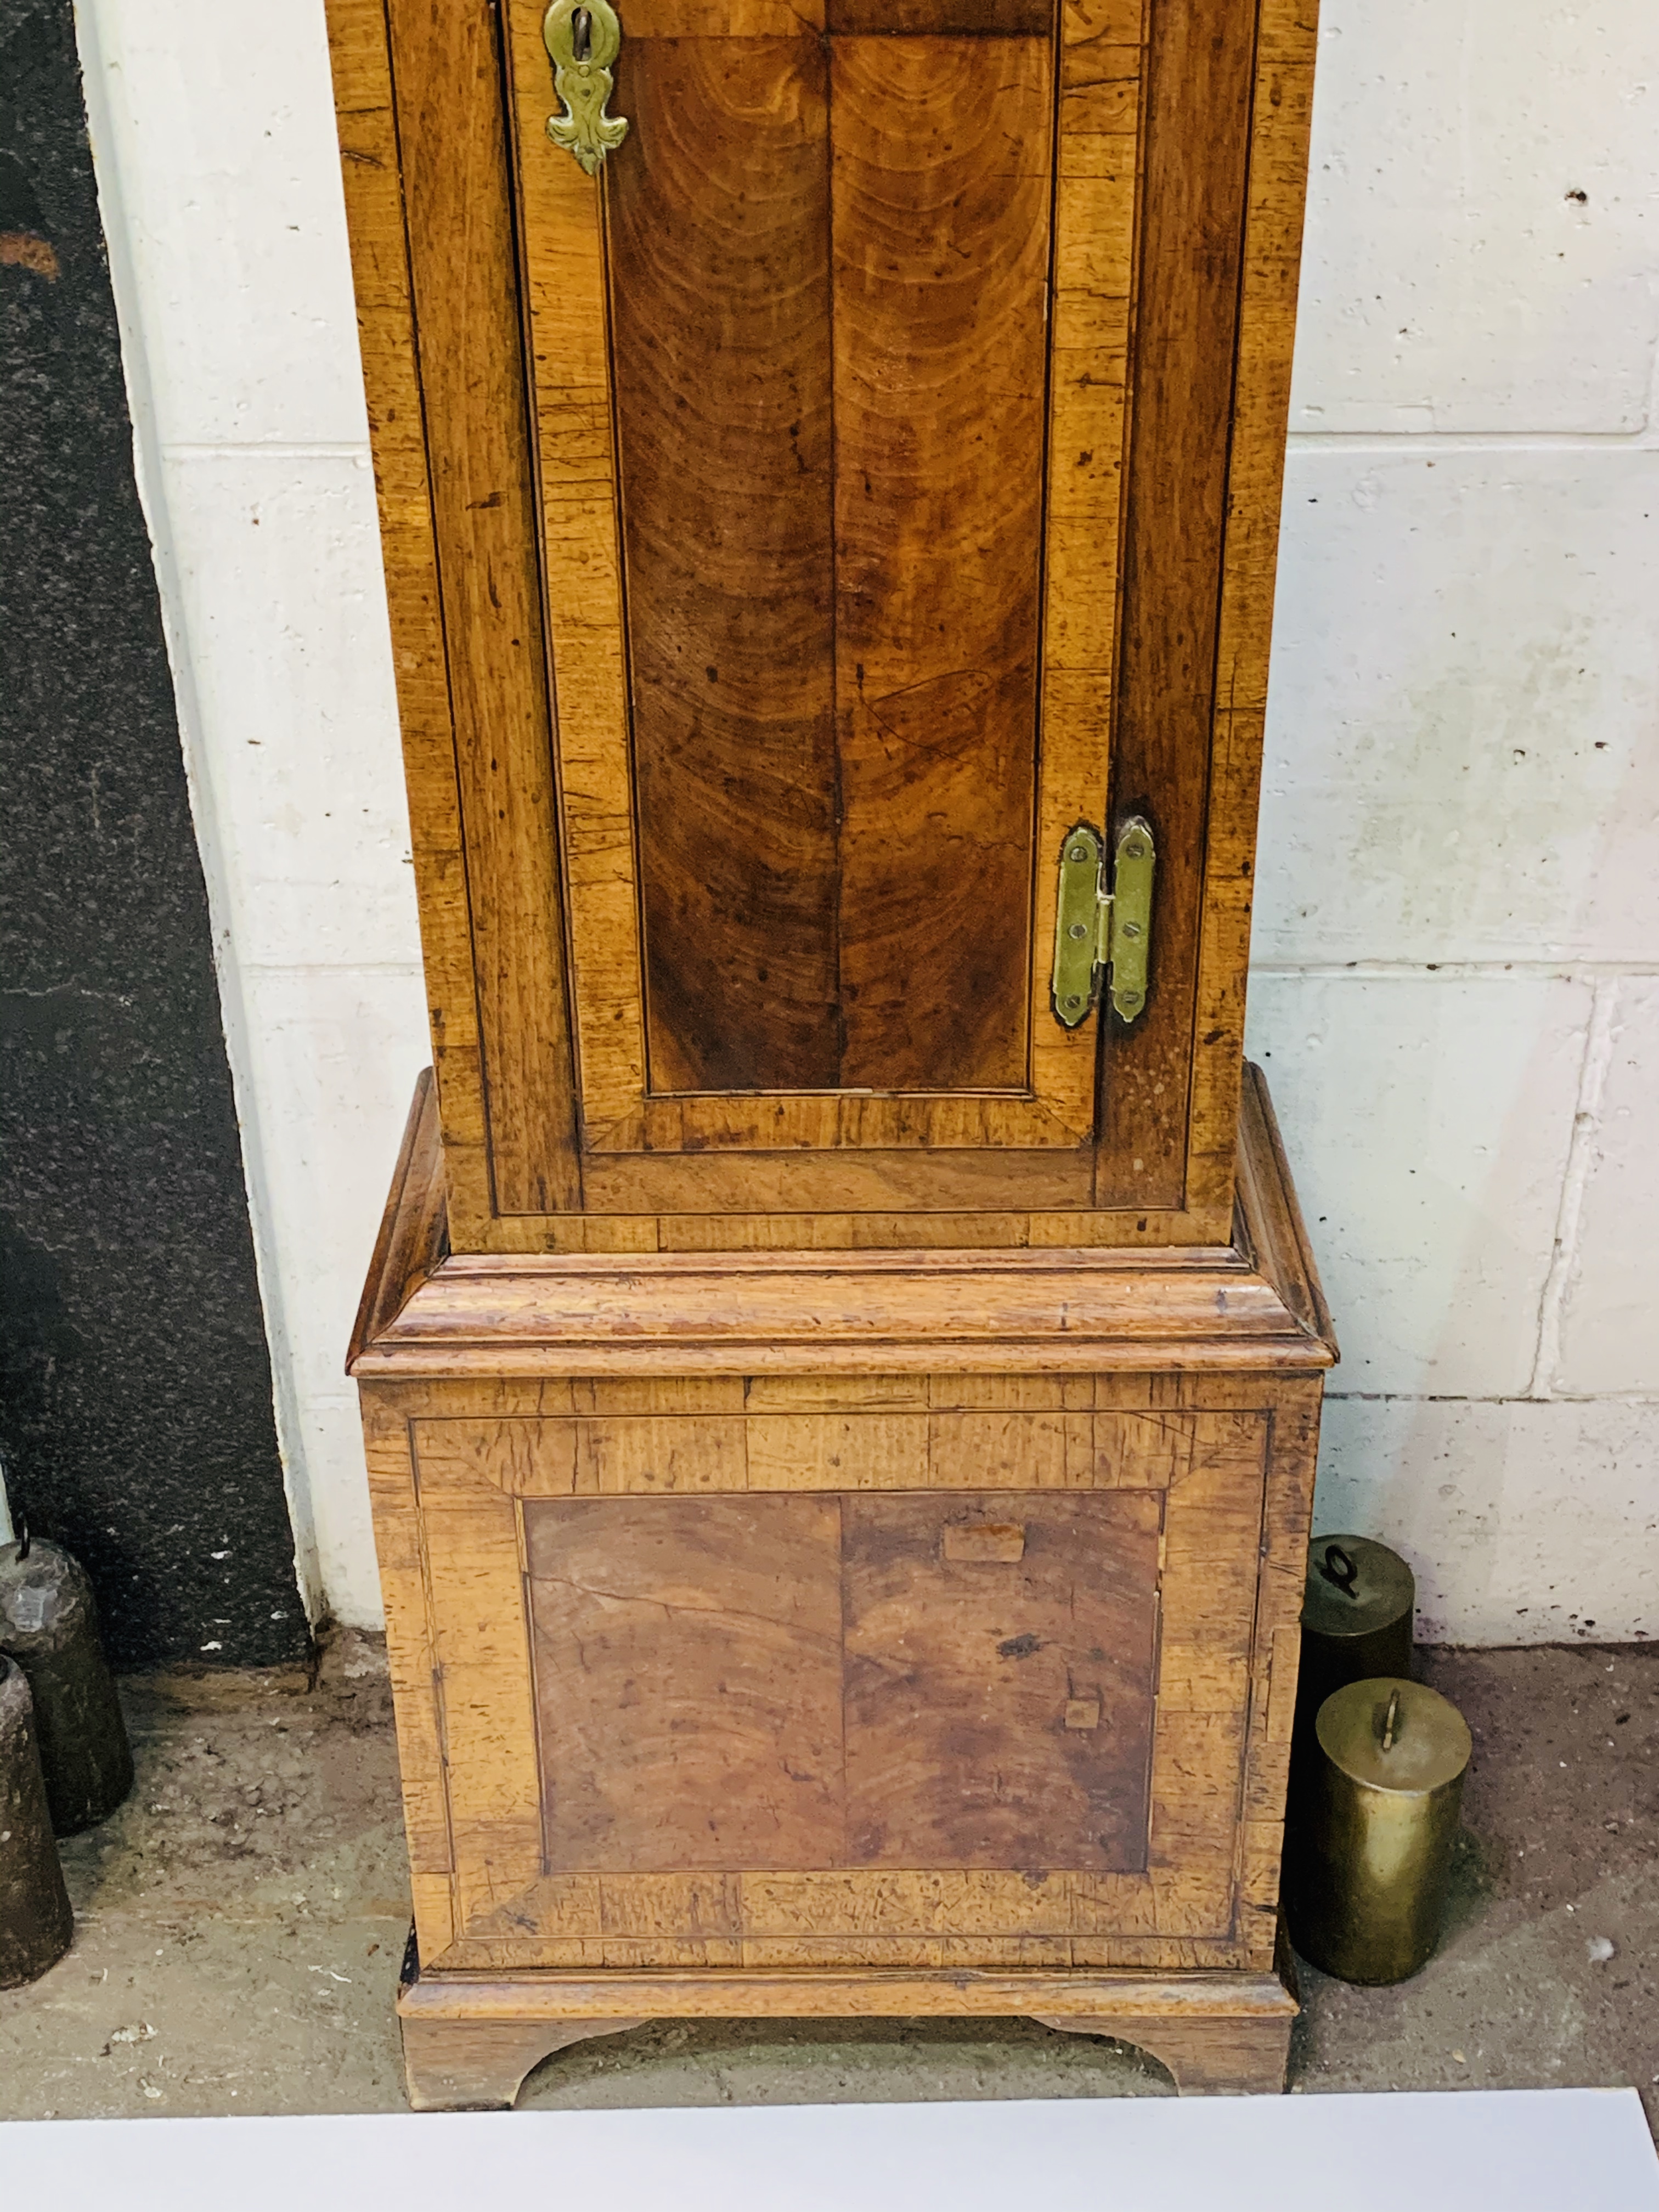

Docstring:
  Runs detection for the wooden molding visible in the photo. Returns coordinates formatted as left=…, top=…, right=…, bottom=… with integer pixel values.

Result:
left=349, top=1062, right=1336, bottom=1380
left=347, top=1069, right=449, bottom=1370
left=399, top=1957, right=1298, bottom=2025
left=396, top=1951, right=1298, bottom=2102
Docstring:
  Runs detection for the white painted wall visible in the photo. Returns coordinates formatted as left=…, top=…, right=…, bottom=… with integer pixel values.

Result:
left=74, top=0, right=428, bottom=1628
left=74, top=0, right=1658, bottom=1642
left=1246, top=0, right=1659, bottom=1644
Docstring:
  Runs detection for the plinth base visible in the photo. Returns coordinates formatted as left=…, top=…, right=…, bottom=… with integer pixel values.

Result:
left=356, top=1069, right=1334, bottom=2116
left=396, top=1934, right=1299, bottom=2109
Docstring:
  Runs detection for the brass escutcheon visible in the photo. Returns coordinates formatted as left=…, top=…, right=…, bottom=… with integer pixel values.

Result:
left=543, top=0, right=629, bottom=176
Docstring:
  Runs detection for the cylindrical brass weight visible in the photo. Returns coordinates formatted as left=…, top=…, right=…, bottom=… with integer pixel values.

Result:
left=1294, top=1534, right=1415, bottom=1754
left=0, top=1655, right=74, bottom=1989
left=1286, top=1676, right=1471, bottom=1985
left=0, top=1538, right=134, bottom=1835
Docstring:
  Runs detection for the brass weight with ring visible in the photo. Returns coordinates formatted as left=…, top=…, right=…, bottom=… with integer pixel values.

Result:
left=1292, top=1532, right=1415, bottom=1755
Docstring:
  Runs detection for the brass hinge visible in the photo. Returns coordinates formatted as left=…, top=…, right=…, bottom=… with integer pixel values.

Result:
left=1049, top=815, right=1155, bottom=1028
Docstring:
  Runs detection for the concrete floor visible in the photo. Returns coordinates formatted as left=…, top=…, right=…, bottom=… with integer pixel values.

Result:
left=0, top=1635, right=1652, bottom=2125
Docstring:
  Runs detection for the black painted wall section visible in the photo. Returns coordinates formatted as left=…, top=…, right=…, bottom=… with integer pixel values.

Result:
left=0, top=0, right=309, bottom=1668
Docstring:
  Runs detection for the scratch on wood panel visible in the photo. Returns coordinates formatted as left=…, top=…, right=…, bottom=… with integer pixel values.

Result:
left=531, top=1571, right=843, bottom=1647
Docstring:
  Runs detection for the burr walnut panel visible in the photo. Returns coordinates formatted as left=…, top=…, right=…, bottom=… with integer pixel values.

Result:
left=830, top=34, right=1051, bottom=1093
left=609, top=27, right=1054, bottom=1098
left=607, top=38, right=839, bottom=1092
left=840, top=1492, right=1160, bottom=1869
left=527, top=1496, right=845, bottom=1871
left=523, top=1489, right=1162, bottom=1876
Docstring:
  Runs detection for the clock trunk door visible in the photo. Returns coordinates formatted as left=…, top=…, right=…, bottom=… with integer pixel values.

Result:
left=505, top=0, right=1133, bottom=1182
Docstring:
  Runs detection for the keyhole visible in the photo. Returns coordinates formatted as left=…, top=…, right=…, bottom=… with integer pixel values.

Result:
left=572, top=7, right=593, bottom=59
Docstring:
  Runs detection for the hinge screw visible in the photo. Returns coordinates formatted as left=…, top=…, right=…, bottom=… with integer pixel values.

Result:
left=1068, top=844, right=1090, bottom=862
left=1068, top=922, right=1087, bottom=940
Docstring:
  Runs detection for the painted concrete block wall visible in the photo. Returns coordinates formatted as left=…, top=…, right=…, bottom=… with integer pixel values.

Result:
left=1248, top=0, right=1659, bottom=1643
left=74, top=0, right=1658, bottom=1640
left=73, top=0, right=429, bottom=1627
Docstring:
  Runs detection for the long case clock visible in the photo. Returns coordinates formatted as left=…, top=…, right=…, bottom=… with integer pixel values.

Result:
left=330, top=0, right=1334, bottom=2105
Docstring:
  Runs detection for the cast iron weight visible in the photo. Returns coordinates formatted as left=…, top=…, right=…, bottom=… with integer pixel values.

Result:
left=0, top=1522, right=134, bottom=1835
left=0, top=1655, right=74, bottom=1989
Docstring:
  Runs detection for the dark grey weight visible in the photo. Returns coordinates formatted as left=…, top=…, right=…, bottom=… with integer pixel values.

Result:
left=0, top=1655, right=74, bottom=1988
left=0, top=1539, right=134, bottom=1833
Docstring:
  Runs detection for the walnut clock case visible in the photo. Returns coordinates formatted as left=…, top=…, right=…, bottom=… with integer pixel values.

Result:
left=329, top=0, right=1333, bottom=2108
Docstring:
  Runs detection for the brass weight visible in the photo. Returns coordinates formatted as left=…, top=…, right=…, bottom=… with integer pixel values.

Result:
left=1294, top=1534, right=1415, bottom=1753
left=1285, top=1677, right=1472, bottom=1985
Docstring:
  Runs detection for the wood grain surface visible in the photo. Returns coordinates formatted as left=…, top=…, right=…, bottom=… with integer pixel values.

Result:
left=528, top=1496, right=845, bottom=1869
left=832, top=35, right=1051, bottom=1091
left=1027, top=0, right=1145, bottom=1146
left=609, top=24, right=1052, bottom=1098
left=828, top=0, right=1051, bottom=28
left=349, top=1060, right=1336, bottom=1379
left=399, top=2010, right=647, bottom=2112
left=842, top=1492, right=1159, bottom=1867
left=575, top=0, right=1147, bottom=1195
left=526, top=1488, right=1161, bottom=1875
left=356, top=1066, right=1329, bottom=1973
left=428, top=1428, right=1266, bottom=1948
left=396, top=1953, right=1297, bottom=2104
left=415, top=1398, right=1268, bottom=1500
left=608, top=40, right=840, bottom=1090
left=398, top=1955, right=1296, bottom=2019
left=499, top=0, right=646, bottom=1150
left=357, top=1384, right=456, bottom=1957
left=337, top=0, right=1327, bottom=2083
left=422, top=1459, right=544, bottom=1932
left=360, top=1242, right=1329, bottom=1378
left=1034, top=2006, right=1293, bottom=2093
left=1184, top=0, right=1324, bottom=1219
left=1097, top=0, right=1260, bottom=1206
left=385, top=0, right=582, bottom=1215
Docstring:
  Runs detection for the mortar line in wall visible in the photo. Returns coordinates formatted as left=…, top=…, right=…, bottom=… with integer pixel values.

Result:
left=1326, top=1389, right=1659, bottom=1406
left=1249, top=960, right=1659, bottom=980
left=1530, top=975, right=1620, bottom=1397
left=240, top=960, right=426, bottom=977
left=160, top=441, right=375, bottom=460
left=1285, top=429, right=1659, bottom=454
